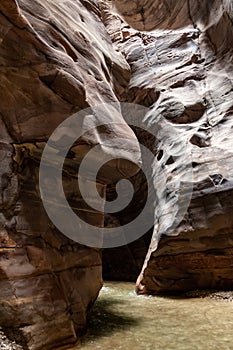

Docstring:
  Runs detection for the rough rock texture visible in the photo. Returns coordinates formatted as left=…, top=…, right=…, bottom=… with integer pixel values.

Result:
left=2, top=2, right=233, bottom=348
left=0, top=328, right=23, bottom=350
left=101, top=1, right=233, bottom=293
left=0, top=1, right=141, bottom=349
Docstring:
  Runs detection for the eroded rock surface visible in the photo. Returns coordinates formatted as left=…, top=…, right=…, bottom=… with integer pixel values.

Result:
left=2, top=1, right=233, bottom=348
left=0, top=1, right=141, bottom=349
left=102, top=1, right=233, bottom=293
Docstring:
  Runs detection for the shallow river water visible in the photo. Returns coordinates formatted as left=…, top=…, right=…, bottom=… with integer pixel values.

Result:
left=76, top=282, right=233, bottom=350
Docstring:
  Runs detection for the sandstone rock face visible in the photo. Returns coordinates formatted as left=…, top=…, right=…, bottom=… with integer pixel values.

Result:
left=102, top=1, right=233, bottom=293
left=2, top=1, right=233, bottom=348
left=0, top=1, right=141, bottom=349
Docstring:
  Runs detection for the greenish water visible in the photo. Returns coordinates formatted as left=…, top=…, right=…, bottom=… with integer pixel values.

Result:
left=77, top=282, right=233, bottom=350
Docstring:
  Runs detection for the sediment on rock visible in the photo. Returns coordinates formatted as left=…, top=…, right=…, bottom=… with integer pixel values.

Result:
left=0, top=328, right=23, bottom=350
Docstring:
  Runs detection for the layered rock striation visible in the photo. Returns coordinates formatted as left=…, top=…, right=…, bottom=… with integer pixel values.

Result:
left=103, top=0, right=233, bottom=293
left=0, top=0, right=140, bottom=349
left=1, top=1, right=233, bottom=348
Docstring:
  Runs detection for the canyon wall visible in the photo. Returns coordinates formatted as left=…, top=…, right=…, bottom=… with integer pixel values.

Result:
left=104, top=0, right=233, bottom=293
left=1, top=0, right=233, bottom=348
left=0, top=0, right=140, bottom=349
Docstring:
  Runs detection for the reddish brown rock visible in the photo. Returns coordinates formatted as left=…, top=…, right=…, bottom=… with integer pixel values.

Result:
left=1, top=3, right=233, bottom=350
left=0, top=0, right=141, bottom=349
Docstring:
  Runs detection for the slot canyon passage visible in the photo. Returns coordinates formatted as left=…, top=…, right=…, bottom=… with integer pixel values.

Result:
left=0, top=0, right=233, bottom=349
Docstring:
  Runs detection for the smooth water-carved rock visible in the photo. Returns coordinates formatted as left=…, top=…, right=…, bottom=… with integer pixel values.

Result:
left=1, top=3, right=233, bottom=350
left=0, top=1, right=141, bottom=349
left=102, top=1, right=233, bottom=293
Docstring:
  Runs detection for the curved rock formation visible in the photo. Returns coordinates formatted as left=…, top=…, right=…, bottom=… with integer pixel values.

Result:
left=113, top=0, right=233, bottom=31
left=1, top=0, right=233, bottom=347
left=105, top=0, right=233, bottom=293
left=0, top=0, right=141, bottom=349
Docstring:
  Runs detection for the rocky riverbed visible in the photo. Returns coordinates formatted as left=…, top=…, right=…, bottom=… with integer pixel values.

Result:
left=183, top=290, right=233, bottom=301
left=0, top=330, right=22, bottom=350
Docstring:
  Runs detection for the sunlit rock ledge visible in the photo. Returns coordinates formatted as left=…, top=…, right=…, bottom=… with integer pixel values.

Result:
left=0, top=0, right=233, bottom=349
left=102, top=0, right=233, bottom=294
